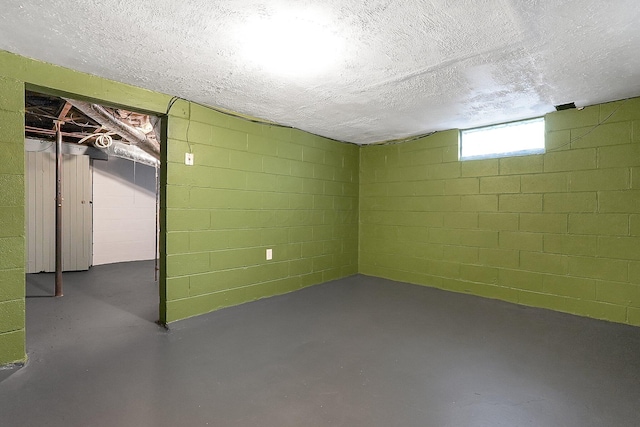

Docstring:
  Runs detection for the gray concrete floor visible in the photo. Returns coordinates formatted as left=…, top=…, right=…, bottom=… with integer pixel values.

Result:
left=1, top=261, right=640, bottom=426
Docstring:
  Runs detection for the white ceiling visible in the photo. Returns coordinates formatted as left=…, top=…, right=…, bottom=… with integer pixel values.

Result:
left=1, top=1, right=639, bottom=145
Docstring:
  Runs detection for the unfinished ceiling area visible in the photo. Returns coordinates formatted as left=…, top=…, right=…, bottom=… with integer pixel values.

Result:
left=25, top=92, right=160, bottom=166
left=2, top=1, right=639, bottom=144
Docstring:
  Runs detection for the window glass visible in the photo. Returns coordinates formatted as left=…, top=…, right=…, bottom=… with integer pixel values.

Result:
left=459, top=117, right=545, bottom=160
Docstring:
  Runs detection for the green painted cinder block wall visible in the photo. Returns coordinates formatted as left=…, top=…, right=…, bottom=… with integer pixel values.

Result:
left=0, top=72, right=27, bottom=365
left=1, top=50, right=180, bottom=364
left=162, top=101, right=359, bottom=322
left=0, top=50, right=359, bottom=365
left=2, top=48, right=640, bottom=366
left=359, top=98, right=640, bottom=326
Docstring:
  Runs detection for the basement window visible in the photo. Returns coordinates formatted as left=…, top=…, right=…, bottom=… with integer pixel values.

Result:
left=459, top=117, right=545, bottom=160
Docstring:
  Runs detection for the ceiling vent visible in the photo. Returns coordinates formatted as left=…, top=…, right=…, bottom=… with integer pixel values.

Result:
left=554, top=102, right=576, bottom=111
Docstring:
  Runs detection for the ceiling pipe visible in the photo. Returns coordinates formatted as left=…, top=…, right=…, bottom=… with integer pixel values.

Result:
left=64, top=99, right=160, bottom=158
left=105, top=140, right=159, bottom=168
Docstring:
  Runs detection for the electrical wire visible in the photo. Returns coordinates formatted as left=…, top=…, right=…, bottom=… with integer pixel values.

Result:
left=94, top=133, right=113, bottom=148
left=185, top=103, right=193, bottom=153
left=66, top=113, right=101, bottom=129
left=76, top=131, right=116, bottom=147
left=165, top=96, right=180, bottom=115
left=164, top=95, right=192, bottom=153
left=369, top=99, right=630, bottom=149
left=163, top=95, right=353, bottom=150
left=546, top=99, right=629, bottom=152
left=24, top=110, right=63, bottom=122
left=370, top=131, right=439, bottom=146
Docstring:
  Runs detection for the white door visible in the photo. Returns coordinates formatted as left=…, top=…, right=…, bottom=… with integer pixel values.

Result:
left=26, top=152, right=92, bottom=273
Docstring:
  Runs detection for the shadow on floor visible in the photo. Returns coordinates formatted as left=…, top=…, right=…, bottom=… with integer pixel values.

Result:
left=25, top=259, right=158, bottom=323
left=0, top=364, right=23, bottom=384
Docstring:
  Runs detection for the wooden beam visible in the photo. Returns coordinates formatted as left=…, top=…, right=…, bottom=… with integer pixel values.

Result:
left=52, top=101, right=73, bottom=130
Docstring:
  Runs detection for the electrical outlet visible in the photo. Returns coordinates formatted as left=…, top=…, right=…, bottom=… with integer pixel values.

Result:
left=185, top=153, right=194, bottom=166
left=266, top=249, right=273, bottom=261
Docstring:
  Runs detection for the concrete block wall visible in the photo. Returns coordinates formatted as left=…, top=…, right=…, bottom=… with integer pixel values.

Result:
left=162, top=101, right=359, bottom=322
left=0, top=50, right=178, bottom=364
left=0, top=76, right=25, bottom=364
left=2, top=47, right=640, bottom=365
left=0, top=50, right=358, bottom=364
left=360, top=98, right=640, bottom=326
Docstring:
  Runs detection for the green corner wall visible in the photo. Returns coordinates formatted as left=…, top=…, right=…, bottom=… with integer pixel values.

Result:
left=0, top=50, right=359, bottom=365
left=2, top=48, right=640, bottom=366
left=162, top=101, right=359, bottom=322
left=360, top=98, right=640, bottom=326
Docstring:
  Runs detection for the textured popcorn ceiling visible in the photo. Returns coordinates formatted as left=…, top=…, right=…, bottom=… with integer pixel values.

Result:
left=1, top=1, right=639, bottom=144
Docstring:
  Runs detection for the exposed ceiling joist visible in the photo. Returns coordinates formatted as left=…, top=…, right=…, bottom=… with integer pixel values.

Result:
left=64, top=99, right=160, bottom=158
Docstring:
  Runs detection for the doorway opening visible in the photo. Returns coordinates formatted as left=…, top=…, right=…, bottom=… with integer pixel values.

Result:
left=24, top=90, right=162, bottom=324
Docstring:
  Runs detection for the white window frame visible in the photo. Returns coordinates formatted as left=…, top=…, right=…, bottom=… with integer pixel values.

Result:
left=459, top=117, right=545, bottom=161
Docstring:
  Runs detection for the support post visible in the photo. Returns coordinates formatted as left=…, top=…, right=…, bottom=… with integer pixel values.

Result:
left=155, top=164, right=159, bottom=282
left=54, top=121, right=63, bottom=297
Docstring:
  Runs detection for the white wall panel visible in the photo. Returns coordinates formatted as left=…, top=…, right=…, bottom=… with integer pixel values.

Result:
left=26, top=152, right=92, bottom=273
left=92, top=157, right=157, bottom=265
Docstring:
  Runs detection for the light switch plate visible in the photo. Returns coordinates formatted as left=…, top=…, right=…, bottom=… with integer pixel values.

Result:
left=266, top=249, right=273, bottom=260
left=185, top=153, right=194, bottom=166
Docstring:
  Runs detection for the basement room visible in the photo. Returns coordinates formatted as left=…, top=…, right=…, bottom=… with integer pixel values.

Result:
left=1, top=1, right=639, bottom=426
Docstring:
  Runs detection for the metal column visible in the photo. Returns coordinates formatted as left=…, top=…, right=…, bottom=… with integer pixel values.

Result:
left=54, top=121, right=63, bottom=297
